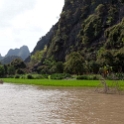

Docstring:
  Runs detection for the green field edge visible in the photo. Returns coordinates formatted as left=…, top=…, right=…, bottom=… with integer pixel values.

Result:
left=1, top=78, right=124, bottom=88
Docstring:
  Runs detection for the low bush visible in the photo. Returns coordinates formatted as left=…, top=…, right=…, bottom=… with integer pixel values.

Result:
left=7, top=75, right=14, bottom=78
left=27, top=74, right=34, bottom=79
left=34, top=75, right=44, bottom=79
left=15, top=75, right=20, bottom=79
left=51, top=73, right=71, bottom=80
left=77, top=75, right=100, bottom=80
left=16, top=69, right=25, bottom=74
left=33, top=74, right=49, bottom=79
left=107, top=73, right=124, bottom=80
left=20, top=75, right=26, bottom=79
left=42, top=74, right=49, bottom=79
left=77, top=75, right=88, bottom=80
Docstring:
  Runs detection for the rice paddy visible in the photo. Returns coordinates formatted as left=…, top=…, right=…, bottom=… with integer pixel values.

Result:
left=1, top=78, right=124, bottom=88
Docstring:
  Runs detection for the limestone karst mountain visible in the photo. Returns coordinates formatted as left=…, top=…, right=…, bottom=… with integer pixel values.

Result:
left=31, top=0, right=124, bottom=73
left=0, top=45, right=30, bottom=64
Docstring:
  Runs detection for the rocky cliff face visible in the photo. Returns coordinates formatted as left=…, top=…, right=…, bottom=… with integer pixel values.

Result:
left=25, top=24, right=58, bottom=62
left=32, top=0, right=124, bottom=72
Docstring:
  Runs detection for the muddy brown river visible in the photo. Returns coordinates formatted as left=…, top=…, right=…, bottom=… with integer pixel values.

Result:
left=0, top=83, right=124, bottom=124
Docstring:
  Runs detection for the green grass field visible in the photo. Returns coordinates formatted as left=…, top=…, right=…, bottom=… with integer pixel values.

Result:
left=1, top=78, right=124, bottom=88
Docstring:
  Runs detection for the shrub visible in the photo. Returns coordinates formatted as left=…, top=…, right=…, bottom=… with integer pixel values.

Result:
left=20, top=76, right=25, bottom=79
left=64, top=52, right=85, bottom=74
left=42, top=74, right=49, bottom=79
left=27, top=74, right=34, bottom=79
left=51, top=73, right=71, bottom=80
left=34, top=75, right=44, bottom=79
left=16, top=69, right=25, bottom=74
left=77, top=75, right=100, bottom=80
left=95, top=4, right=105, bottom=15
left=15, top=75, right=20, bottom=79
left=7, top=75, right=14, bottom=78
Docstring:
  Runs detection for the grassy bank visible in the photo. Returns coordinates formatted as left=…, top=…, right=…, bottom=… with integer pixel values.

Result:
left=1, top=78, right=124, bottom=88
left=2, top=78, right=98, bottom=87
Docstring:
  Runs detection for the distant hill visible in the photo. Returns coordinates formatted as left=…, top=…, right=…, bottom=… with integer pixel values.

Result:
left=1, top=56, right=21, bottom=64
left=0, top=45, right=30, bottom=64
left=6, top=45, right=30, bottom=61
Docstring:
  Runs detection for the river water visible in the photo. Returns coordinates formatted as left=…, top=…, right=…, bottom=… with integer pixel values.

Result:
left=0, top=83, right=124, bottom=124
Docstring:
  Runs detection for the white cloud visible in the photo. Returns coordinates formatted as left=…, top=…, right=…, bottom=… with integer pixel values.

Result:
left=0, top=0, right=64, bottom=56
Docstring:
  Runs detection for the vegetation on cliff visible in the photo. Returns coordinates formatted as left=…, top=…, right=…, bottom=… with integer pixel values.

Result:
left=29, top=0, right=124, bottom=74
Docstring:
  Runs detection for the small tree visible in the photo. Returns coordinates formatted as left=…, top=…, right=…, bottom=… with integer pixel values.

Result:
left=11, top=58, right=26, bottom=69
left=8, top=65, right=15, bottom=75
left=64, top=52, right=85, bottom=75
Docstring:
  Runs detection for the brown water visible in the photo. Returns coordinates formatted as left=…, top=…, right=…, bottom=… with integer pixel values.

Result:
left=0, top=83, right=124, bottom=124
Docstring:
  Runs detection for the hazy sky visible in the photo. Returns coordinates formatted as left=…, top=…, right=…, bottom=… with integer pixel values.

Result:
left=0, top=0, right=64, bottom=56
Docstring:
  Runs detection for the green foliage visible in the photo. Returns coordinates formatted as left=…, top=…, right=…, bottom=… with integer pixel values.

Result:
left=0, top=65, right=5, bottom=77
left=105, top=18, right=124, bottom=49
left=38, top=57, right=57, bottom=74
left=8, top=65, right=15, bottom=75
left=77, top=75, right=100, bottom=80
left=95, top=4, right=105, bottom=15
left=11, top=58, right=26, bottom=69
left=96, top=18, right=124, bottom=72
left=97, top=47, right=124, bottom=72
left=88, top=61, right=100, bottom=73
left=6, top=58, right=27, bottom=75
left=26, top=74, right=48, bottom=79
left=16, top=69, right=25, bottom=74
left=61, top=10, right=72, bottom=19
left=37, top=65, right=49, bottom=74
left=12, top=74, right=49, bottom=79
left=15, top=75, right=20, bottom=79
left=113, top=47, right=124, bottom=72
left=30, top=45, right=47, bottom=65
left=56, top=61, right=64, bottom=73
left=106, top=6, right=118, bottom=26
left=50, top=73, right=71, bottom=80
left=81, top=14, right=102, bottom=44
left=43, top=57, right=55, bottom=67
left=27, top=74, right=34, bottom=79
left=3, top=64, right=8, bottom=75
left=64, top=52, right=85, bottom=74
left=33, top=75, right=44, bottom=79
left=97, top=49, right=113, bottom=66
left=80, top=5, right=89, bottom=19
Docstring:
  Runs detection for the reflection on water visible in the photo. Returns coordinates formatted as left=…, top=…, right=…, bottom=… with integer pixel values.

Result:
left=0, top=83, right=124, bottom=124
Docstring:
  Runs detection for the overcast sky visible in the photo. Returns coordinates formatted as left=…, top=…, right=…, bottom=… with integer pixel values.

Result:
left=0, top=0, right=64, bottom=56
